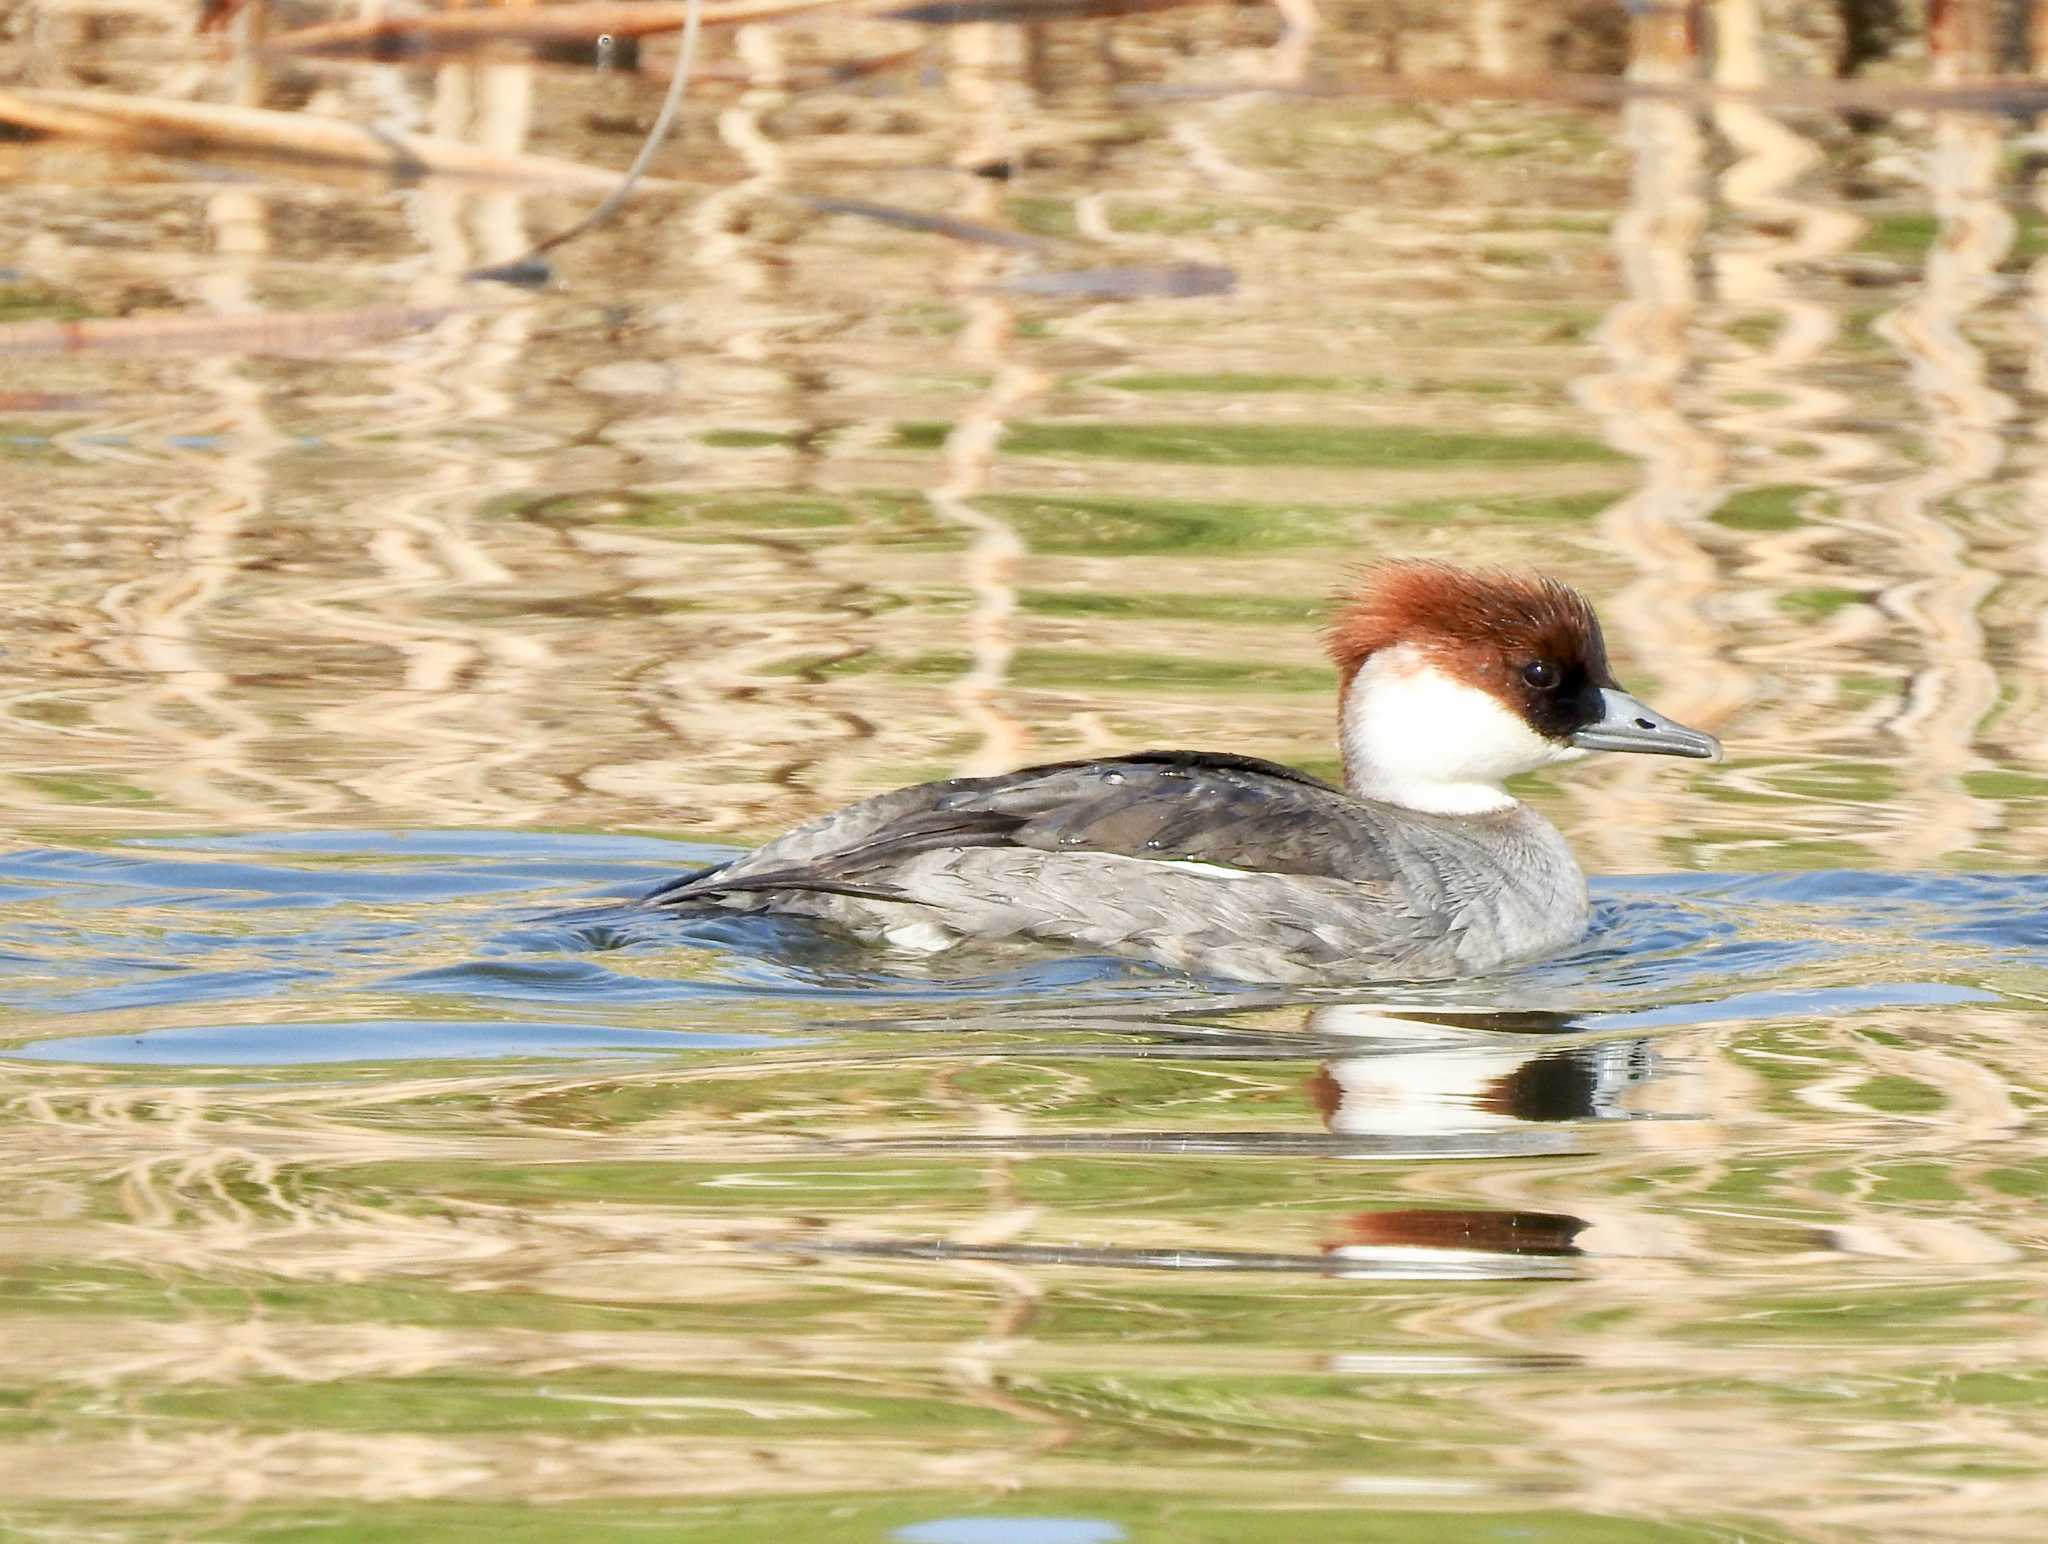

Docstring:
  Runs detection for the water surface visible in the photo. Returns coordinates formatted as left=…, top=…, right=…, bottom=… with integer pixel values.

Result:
left=3, top=5, right=2048, bottom=1540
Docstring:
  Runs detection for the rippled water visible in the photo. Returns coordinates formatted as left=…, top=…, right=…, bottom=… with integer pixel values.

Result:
left=8, top=833, right=2048, bottom=1538
left=6, top=3, right=2048, bottom=1539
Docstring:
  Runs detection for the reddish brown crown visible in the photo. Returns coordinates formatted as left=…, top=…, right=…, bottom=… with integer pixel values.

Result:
left=1326, top=560, right=1614, bottom=695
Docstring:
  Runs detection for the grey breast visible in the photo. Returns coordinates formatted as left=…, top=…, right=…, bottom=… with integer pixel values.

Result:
left=644, top=752, right=1590, bottom=983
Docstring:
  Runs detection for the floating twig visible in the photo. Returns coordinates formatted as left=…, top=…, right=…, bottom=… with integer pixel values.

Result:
left=260, top=0, right=834, bottom=61
left=0, top=87, right=675, bottom=191
left=986, top=263, right=1237, bottom=299
left=801, top=195, right=1058, bottom=252
left=883, top=0, right=1218, bottom=23
left=467, top=0, right=705, bottom=283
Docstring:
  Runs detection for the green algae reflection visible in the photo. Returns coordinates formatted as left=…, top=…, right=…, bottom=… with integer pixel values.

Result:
left=895, top=420, right=1622, bottom=468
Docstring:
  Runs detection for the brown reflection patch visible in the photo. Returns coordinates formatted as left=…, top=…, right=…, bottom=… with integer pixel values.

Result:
left=1330, top=1208, right=1588, bottom=1256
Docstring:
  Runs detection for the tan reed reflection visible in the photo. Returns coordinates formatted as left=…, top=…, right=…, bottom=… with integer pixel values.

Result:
left=0, top=0, right=2018, bottom=855
left=1568, top=6, right=1735, bottom=876
left=924, top=25, right=1042, bottom=779
left=1470, top=0, right=1511, bottom=75
left=2021, top=15, right=2048, bottom=776
left=922, top=1055, right=1078, bottom=1471
left=1684, top=1, right=1906, bottom=859
left=1864, top=19, right=2008, bottom=867
left=894, top=34, right=1069, bottom=1462
left=277, top=52, right=566, bottom=826
left=1154, top=0, right=1316, bottom=199
left=613, top=21, right=848, bottom=815
left=1705, top=0, right=1870, bottom=487
left=594, top=17, right=988, bottom=830
left=82, top=120, right=354, bottom=827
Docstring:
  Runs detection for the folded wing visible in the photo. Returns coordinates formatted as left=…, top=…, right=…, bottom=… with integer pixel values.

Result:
left=645, top=751, right=1406, bottom=908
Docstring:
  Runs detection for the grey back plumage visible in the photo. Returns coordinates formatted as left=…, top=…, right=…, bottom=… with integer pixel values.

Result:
left=645, top=752, right=1589, bottom=983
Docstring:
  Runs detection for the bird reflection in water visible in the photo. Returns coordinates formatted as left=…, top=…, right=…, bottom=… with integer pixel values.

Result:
left=1305, top=1002, right=1696, bottom=1280
left=777, top=998, right=1698, bottom=1282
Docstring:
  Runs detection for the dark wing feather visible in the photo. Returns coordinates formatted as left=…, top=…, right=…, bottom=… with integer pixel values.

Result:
left=1023, top=748, right=1337, bottom=790
left=645, top=752, right=1393, bottom=908
left=639, top=860, right=733, bottom=906
left=1002, top=767, right=1373, bottom=877
left=667, top=873, right=922, bottom=904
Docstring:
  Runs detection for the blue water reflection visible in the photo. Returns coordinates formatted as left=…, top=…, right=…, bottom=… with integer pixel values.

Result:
left=0, top=830, right=2036, bottom=1068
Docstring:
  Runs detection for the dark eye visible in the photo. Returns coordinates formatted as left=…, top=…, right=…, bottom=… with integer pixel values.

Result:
left=1521, top=660, right=1561, bottom=691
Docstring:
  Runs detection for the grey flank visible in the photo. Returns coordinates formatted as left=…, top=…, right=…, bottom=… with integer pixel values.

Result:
left=643, top=752, right=1590, bottom=984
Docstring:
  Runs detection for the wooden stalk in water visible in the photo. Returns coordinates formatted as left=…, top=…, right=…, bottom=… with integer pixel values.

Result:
left=259, top=0, right=840, bottom=58
left=0, top=87, right=678, bottom=192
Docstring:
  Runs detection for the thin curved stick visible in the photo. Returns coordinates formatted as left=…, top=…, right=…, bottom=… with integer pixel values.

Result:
left=467, top=0, right=702, bottom=282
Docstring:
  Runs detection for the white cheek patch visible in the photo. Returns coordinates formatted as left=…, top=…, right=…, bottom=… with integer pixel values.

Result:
left=1342, top=646, right=1577, bottom=815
